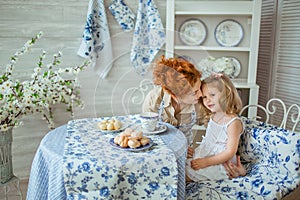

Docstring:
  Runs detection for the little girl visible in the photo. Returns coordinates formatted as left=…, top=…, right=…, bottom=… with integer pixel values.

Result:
left=186, top=73, right=244, bottom=181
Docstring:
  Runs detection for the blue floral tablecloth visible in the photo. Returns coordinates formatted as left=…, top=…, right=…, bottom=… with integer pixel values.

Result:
left=63, top=115, right=187, bottom=199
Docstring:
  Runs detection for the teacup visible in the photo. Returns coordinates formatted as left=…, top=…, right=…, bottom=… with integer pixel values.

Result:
left=140, top=112, right=159, bottom=131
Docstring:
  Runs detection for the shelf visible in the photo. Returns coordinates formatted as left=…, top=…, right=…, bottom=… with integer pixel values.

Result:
left=232, top=79, right=258, bottom=89
left=166, top=0, right=262, bottom=118
left=176, top=12, right=252, bottom=16
left=174, top=46, right=250, bottom=52
left=175, top=1, right=254, bottom=15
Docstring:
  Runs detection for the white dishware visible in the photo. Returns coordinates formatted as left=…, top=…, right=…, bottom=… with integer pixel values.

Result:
left=227, top=57, right=241, bottom=78
left=179, top=18, right=207, bottom=46
left=140, top=112, right=159, bottom=131
left=143, top=124, right=168, bottom=135
left=214, top=19, right=244, bottom=47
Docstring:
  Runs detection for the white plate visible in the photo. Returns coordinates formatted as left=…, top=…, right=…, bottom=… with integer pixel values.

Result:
left=179, top=19, right=207, bottom=46
left=143, top=124, right=168, bottom=135
left=109, top=138, right=154, bottom=152
left=215, top=19, right=244, bottom=47
left=226, top=57, right=241, bottom=78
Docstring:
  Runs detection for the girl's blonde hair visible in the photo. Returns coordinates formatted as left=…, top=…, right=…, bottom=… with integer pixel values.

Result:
left=201, top=73, right=242, bottom=115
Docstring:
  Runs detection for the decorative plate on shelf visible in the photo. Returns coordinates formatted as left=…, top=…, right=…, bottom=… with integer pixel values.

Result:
left=226, top=57, right=241, bottom=78
left=179, top=19, right=207, bottom=46
left=214, top=19, right=244, bottom=47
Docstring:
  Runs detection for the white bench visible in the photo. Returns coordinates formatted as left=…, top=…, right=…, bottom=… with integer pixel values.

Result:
left=186, top=98, right=300, bottom=200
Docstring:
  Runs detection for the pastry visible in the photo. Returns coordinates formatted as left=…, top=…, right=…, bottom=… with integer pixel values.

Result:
left=108, top=118, right=115, bottom=123
left=98, top=123, right=107, bottom=130
left=114, top=120, right=122, bottom=130
left=118, top=135, right=129, bottom=148
left=113, top=128, right=151, bottom=149
left=100, top=120, right=108, bottom=124
left=114, top=135, right=120, bottom=144
left=140, top=136, right=150, bottom=146
left=131, top=131, right=143, bottom=140
left=128, top=139, right=141, bottom=148
left=98, top=118, right=122, bottom=131
left=107, top=123, right=114, bottom=130
left=124, top=128, right=133, bottom=134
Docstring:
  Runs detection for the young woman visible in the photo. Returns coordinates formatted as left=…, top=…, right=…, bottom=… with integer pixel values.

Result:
left=186, top=73, right=246, bottom=181
left=142, top=55, right=204, bottom=146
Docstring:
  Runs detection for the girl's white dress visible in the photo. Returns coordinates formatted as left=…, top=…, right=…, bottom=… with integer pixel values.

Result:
left=186, top=117, right=243, bottom=181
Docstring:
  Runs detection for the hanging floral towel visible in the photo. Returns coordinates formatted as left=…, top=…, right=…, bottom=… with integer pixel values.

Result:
left=130, top=0, right=165, bottom=75
left=78, top=0, right=113, bottom=79
left=108, top=0, right=136, bottom=32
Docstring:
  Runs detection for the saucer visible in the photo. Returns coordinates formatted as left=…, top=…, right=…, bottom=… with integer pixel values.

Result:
left=143, top=124, right=168, bottom=135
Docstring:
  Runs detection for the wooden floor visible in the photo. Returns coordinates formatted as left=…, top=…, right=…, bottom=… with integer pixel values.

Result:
left=0, top=178, right=28, bottom=200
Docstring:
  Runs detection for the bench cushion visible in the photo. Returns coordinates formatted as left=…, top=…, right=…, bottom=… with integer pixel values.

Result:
left=186, top=117, right=300, bottom=200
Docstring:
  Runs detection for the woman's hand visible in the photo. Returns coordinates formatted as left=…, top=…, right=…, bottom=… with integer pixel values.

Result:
left=187, top=146, right=194, bottom=158
left=223, top=155, right=246, bottom=179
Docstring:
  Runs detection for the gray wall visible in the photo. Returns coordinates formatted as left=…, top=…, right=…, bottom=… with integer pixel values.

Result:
left=0, top=0, right=166, bottom=179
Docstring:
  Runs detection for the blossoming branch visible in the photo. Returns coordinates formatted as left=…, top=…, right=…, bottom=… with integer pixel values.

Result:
left=0, top=32, right=90, bottom=131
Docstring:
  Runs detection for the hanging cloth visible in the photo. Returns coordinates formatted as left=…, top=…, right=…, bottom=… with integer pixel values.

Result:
left=77, top=0, right=114, bottom=79
left=130, top=0, right=165, bottom=75
left=108, top=0, right=136, bottom=32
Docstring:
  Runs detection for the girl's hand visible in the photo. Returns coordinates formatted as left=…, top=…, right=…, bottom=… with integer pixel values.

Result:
left=187, top=146, right=194, bottom=158
left=190, top=158, right=207, bottom=170
left=223, top=155, right=246, bottom=178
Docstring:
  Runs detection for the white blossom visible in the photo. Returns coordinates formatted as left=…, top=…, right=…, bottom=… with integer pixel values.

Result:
left=0, top=32, right=91, bottom=131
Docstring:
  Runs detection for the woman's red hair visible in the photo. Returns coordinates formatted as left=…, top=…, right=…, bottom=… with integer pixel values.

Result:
left=153, top=55, right=202, bottom=98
